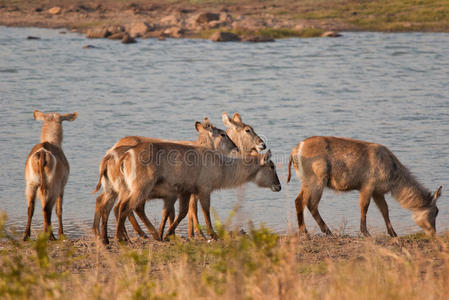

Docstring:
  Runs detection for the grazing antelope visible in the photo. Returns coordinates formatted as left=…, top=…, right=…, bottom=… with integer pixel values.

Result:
left=187, top=112, right=266, bottom=238
left=287, top=136, right=442, bottom=237
left=23, top=110, right=78, bottom=241
left=115, top=142, right=281, bottom=242
left=92, top=119, right=238, bottom=244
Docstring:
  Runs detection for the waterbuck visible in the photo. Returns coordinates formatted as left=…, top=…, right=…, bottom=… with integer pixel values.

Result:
left=92, top=119, right=238, bottom=243
left=24, top=110, right=78, bottom=240
left=287, top=136, right=442, bottom=237
left=115, top=143, right=281, bottom=241
left=187, top=112, right=267, bottom=238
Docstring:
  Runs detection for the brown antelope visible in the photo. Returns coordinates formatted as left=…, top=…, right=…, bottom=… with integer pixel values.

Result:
left=92, top=119, right=238, bottom=244
left=287, top=136, right=442, bottom=237
left=115, top=142, right=281, bottom=241
left=187, top=112, right=266, bottom=238
left=23, top=110, right=78, bottom=241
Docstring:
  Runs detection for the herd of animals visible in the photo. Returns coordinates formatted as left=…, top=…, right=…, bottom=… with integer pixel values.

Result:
left=23, top=110, right=442, bottom=244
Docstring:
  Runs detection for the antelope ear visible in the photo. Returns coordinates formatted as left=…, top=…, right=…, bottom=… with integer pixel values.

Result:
left=60, top=112, right=78, bottom=122
left=232, top=112, right=242, bottom=124
left=202, top=117, right=212, bottom=129
left=265, top=149, right=272, bottom=161
left=195, top=121, right=208, bottom=133
left=260, top=149, right=272, bottom=165
left=432, top=186, right=442, bottom=206
left=222, top=112, right=234, bottom=128
left=33, top=110, right=45, bottom=121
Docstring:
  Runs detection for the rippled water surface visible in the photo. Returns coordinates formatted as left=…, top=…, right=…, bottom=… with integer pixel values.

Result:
left=1, top=27, right=448, bottom=238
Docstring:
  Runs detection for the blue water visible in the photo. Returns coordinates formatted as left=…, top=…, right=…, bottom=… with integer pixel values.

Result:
left=1, top=27, right=448, bottom=238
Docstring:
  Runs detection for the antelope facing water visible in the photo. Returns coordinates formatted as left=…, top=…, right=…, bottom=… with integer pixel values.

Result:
left=24, top=110, right=78, bottom=240
left=92, top=119, right=238, bottom=244
left=115, top=143, right=281, bottom=241
left=187, top=112, right=267, bottom=238
left=287, top=136, right=442, bottom=237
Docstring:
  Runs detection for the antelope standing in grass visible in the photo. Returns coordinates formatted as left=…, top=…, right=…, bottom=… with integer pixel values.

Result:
left=92, top=119, right=238, bottom=244
left=23, top=110, right=78, bottom=240
left=287, top=136, right=442, bottom=237
left=187, top=112, right=267, bottom=238
left=115, top=142, right=281, bottom=242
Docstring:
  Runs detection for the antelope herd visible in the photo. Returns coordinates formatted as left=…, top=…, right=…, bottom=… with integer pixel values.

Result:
left=24, top=110, right=442, bottom=243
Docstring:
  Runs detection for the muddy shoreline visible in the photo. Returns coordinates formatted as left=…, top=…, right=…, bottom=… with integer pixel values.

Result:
left=2, top=1, right=448, bottom=43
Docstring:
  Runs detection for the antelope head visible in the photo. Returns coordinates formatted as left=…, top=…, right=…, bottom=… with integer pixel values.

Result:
left=412, top=186, right=442, bottom=236
left=222, top=112, right=266, bottom=155
left=34, top=110, right=78, bottom=146
left=195, top=118, right=238, bottom=155
left=254, top=150, right=281, bottom=192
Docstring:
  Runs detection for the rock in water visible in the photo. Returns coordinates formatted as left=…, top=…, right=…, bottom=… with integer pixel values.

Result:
left=122, top=34, right=137, bottom=44
left=86, top=28, right=111, bottom=38
left=321, top=31, right=342, bottom=38
left=242, top=36, right=275, bottom=43
left=108, top=32, right=125, bottom=40
left=210, top=31, right=240, bottom=42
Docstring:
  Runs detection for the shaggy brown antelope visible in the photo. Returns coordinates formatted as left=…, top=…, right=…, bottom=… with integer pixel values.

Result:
left=287, top=136, right=442, bottom=237
left=187, top=112, right=266, bottom=238
left=23, top=110, right=78, bottom=241
left=115, top=142, right=281, bottom=241
left=92, top=119, right=238, bottom=244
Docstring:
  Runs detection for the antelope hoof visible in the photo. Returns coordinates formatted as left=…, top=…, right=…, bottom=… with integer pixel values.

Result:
left=163, top=233, right=174, bottom=241
left=389, top=230, right=398, bottom=237
left=209, top=232, right=218, bottom=240
left=23, top=233, right=30, bottom=241
left=361, top=230, right=371, bottom=237
left=48, top=232, right=56, bottom=241
left=102, top=237, right=110, bottom=245
left=152, top=234, right=161, bottom=241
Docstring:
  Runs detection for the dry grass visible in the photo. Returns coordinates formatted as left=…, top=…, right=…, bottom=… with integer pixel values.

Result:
left=1, top=213, right=449, bottom=300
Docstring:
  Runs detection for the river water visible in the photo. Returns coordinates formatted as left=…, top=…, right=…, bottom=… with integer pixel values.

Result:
left=1, top=27, right=448, bottom=238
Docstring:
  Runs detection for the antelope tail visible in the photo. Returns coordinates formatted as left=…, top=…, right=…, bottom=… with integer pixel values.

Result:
left=38, top=151, right=47, bottom=194
left=92, top=154, right=110, bottom=194
left=287, top=153, right=293, bottom=183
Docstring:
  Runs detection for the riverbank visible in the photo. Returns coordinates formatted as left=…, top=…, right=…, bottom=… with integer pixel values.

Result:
left=1, top=214, right=449, bottom=299
left=1, top=0, right=448, bottom=42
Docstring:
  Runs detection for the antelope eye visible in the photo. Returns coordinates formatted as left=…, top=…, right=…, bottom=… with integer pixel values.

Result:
left=220, top=133, right=226, bottom=137
left=245, top=128, right=250, bottom=133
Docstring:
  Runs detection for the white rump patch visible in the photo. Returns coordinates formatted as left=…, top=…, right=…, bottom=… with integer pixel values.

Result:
left=27, top=148, right=57, bottom=185
left=27, top=158, right=40, bottom=184
left=295, top=142, right=305, bottom=179
left=123, top=149, right=137, bottom=192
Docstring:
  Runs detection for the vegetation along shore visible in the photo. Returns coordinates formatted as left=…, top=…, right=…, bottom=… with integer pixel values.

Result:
left=1, top=214, right=449, bottom=300
left=1, top=0, right=449, bottom=43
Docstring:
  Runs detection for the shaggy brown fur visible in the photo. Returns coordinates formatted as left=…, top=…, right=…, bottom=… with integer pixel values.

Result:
left=188, top=112, right=266, bottom=238
left=23, top=110, right=77, bottom=241
left=287, top=136, right=441, bottom=236
left=115, top=143, right=281, bottom=241
left=92, top=120, right=238, bottom=244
